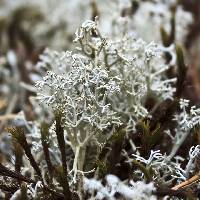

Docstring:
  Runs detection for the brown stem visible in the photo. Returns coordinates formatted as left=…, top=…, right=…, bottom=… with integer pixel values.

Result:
left=40, top=122, right=54, bottom=180
left=55, top=111, right=72, bottom=200
left=172, top=174, right=200, bottom=190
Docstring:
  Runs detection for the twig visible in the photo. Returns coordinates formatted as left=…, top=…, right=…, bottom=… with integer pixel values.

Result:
left=6, top=127, right=42, bottom=178
left=40, top=122, right=54, bottom=181
left=0, top=164, right=64, bottom=199
left=55, top=111, right=72, bottom=200
left=172, top=174, right=200, bottom=190
left=0, top=164, right=34, bottom=183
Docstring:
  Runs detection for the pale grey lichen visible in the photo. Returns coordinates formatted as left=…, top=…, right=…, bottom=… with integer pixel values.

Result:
left=84, top=174, right=157, bottom=200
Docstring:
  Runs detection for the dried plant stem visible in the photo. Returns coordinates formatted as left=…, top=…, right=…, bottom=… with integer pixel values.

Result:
left=0, top=183, right=18, bottom=194
left=40, top=122, right=54, bottom=180
left=6, top=127, right=42, bottom=179
left=0, top=163, right=65, bottom=199
left=55, top=112, right=72, bottom=200
left=13, top=141, right=23, bottom=172
left=172, top=174, right=200, bottom=190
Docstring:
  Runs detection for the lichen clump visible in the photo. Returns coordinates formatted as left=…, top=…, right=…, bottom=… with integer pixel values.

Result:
left=0, top=0, right=200, bottom=200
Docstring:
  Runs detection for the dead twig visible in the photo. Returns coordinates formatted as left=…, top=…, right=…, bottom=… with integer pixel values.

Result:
left=172, top=174, right=200, bottom=190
